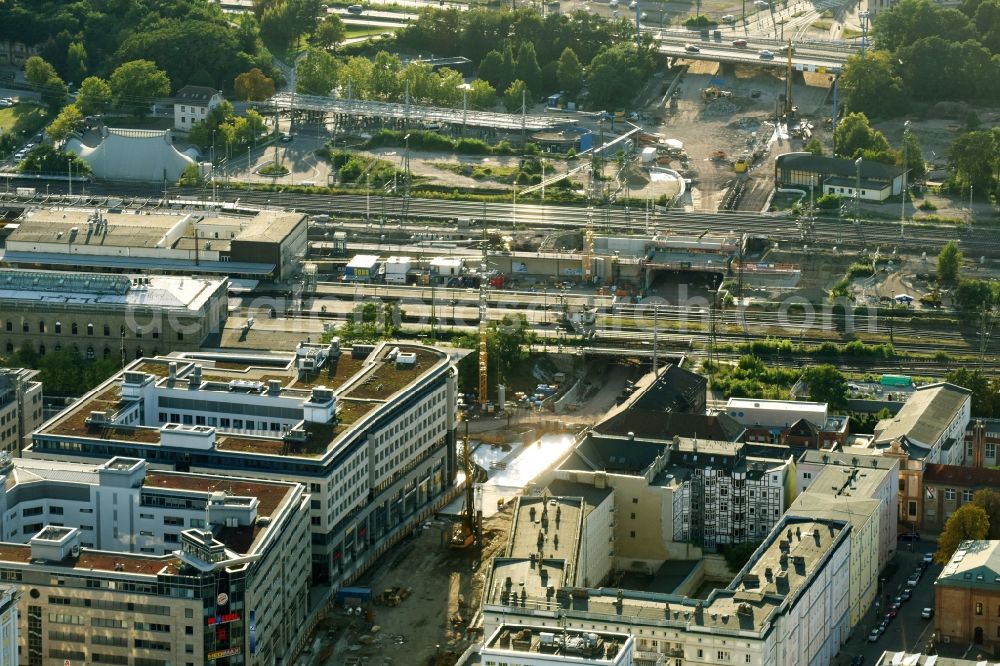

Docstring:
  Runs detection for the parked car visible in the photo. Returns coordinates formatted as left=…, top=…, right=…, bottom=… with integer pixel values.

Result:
left=851, top=656, right=866, bottom=666
left=722, top=13, right=736, bottom=21
left=921, top=608, right=935, bottom=619
left=898, top=531, right=921, bottom=542
left=906, top=574, right=921, bottom=588
left=685, top=44, right=700, bottom=52
left=758, top=49, right=774, bottom=59
left=901, top=589, right=912, bottom=602
left=868, top=629, right=880, bottom=643
left=923, top=552, right=934, bottom=564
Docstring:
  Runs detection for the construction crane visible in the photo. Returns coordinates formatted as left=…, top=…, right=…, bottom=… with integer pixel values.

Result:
left=478, top=239, right=490, bottom=409
left=784, top=39, right=795, bottom=117
left=450, top=424, right=477, bottom=549
left=582, top=207, right=595, bottom=285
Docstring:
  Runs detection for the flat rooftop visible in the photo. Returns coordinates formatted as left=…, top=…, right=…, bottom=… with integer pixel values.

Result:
left=0, top=268, right=224, bottom=311
left=727, top=397, right=828, bottom=413
left=36, top=344, right=448, bottom=460
left=511, top=517, right=848, bottom=636
left=0, top=541, right=181, bottom=576
left=234, top=211, right=305, bottom=243
left=485, top=626, right=631, bottom=663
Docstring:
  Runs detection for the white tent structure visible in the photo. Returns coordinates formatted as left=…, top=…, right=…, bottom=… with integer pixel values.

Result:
left=66, top=128, right=195, bottom=182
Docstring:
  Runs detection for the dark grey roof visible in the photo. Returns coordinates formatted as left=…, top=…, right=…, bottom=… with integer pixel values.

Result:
left=631, top=364, right=707, bottom=412
left=175, top=85, right=220, bottom=104
left=545, top=479, right=614, bottom=509
left=558, top=433, right=667, bottom=475
left=596, top=411, right=744, bottom=441
left=775, top=152, right=904, bottom=181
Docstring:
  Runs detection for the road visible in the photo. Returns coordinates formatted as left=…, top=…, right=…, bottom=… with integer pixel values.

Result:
left=656, top=34, right=853, bottom=72
left=842, top=541, right=941, bottom=665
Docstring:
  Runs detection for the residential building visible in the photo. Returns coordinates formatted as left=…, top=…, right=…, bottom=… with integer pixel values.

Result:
left=595, top=410, right=744, bottom=442
left=174, top=86, right=224, bottom=132
left=0, top=368, right=42, bottom=454
left=0, top=587, right=17, bottom=666
left=23, top=341, right=459, bottom=586
left=483, top=514, right=851, bottom=666
left=4, top=208, right=307, bottom=280
left=795, top=450, right=899, bottom=562
left=788, top=464, right=888, bottom=627
left=549, top=432, right=795, bottom=559
left=724, top=398, right=849, bottom=448
left=774, top=153, right=905, bottom=202
left=921, top=465, right=1000, bottom=532
left=866, top=382, right=972, bottom=527
left=0, top=269, right=228, bottom=361
left=965, top=419, right=1000, bottom=468
left=0, top=455, right=310, bottom=666
left=482, top=626, right=634, bottom=666
left=935, top=540, right=1000, bottom=652
left=873, top=382, right=971, bottom=466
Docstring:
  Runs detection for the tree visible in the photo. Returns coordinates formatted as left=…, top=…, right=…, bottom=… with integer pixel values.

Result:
left=804, top=138, right=824, bottom=156
left=935, top=504, right=989, bottom=564
left=937, top=240, right=963, bottom=284
left=295, top=48, right=338, bottom=96
left=557, top=47, right=584, bottom=98
left=833, top=112, right=896, bottom=162
left=946, top=367, right=993, bottom=416
left=75, top=76, right=112, bottom=116
left=800, top=365, right=848, bottom=409
left=585, top=43, right=652, bottom=111
left=66, top=41, right=87, bottom=85
left=948, top=130, right=998, bottom=193
left=47, top=104, right=83, bottom=142
left=503, top=79, right=528, bottom=113
left=370, top=51, right=402, bottom=100
left=18, top=144, right=90, bottom=176
left=313, top=15, right=346, bottom=49
left=234, top=68, right=276, bottom=101
left=24, top=55, right=68, bottom=112
left=478, top=50, right=511, bottom=91
left=954, top=279, right=997, bottom=312
left=838, top=51, right=905, bottom=119
left=109, top=60, right=171, bottom=118
left=973, top=490, right=1000, bottom=539
left=514, top=42, right=542, bottom=97
left=901, top=129, right=927, bottom=181
left=467, top=79, right=497, bottom=109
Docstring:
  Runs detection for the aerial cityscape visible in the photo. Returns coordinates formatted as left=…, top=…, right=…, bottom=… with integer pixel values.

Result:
left=0, top=0, right=998, bottom=664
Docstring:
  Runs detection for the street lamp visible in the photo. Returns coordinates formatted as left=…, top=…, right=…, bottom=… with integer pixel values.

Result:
left=854, top=156, right=862, bottom=225
left=68, top=158, right=72, bottom=197
left=859, top=11, right=870, bottom=58
left=900, top=120, right=910, bottom=239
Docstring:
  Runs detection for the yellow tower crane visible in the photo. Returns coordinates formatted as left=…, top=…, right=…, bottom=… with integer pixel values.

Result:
left=582, top=207, right=595, bottom=285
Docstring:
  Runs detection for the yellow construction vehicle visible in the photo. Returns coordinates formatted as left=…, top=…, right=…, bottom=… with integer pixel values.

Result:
left=734, top=158, right=749, bottom=173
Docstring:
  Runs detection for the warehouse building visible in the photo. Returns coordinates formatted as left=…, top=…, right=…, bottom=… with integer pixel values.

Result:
left=0, top=269, right=229, bottom=361
left=0, top=455, right=310, bottom=666
left=23, top=340, right=459, bottom=585
left=3, top=209, right=307, bottom=280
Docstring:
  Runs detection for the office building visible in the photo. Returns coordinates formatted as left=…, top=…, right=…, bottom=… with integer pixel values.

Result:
left=935, top=540, right=1000, bottom=653
left=483, top=626, right=634, bottom=666
left=483, top=514, right=851, bottom=666
left=0, top=587, right=17, bottom=666
left=0, top=455, right=310, bottom=666
left=0, top=269, right=228, bottom=361
left=23, top=340, right=459, bottom=585
left=4, top=209, right=307, bottom=280
left=0, top=367, right=42, bottom=454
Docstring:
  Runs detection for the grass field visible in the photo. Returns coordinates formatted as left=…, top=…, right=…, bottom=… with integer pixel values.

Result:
left=344, top=26, right=396, bottom=39
left=0, top=104, right=49, bottom=138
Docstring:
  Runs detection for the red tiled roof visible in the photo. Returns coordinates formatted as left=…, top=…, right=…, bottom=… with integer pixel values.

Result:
left=923, top=463, right=1000, bottom=487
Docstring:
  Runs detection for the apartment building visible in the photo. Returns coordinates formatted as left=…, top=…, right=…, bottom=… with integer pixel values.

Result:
left=724, top=398, right=849, bottom=448
left=483, top=514, right=851, bottom=666
left=23, top=341, right=458, bottom=585
left=795, top=450, right=899, bottom=567
left=0, top=455, right=310, bottom=666
left=0, top=269, right=228, bottom=361
left=788, top=465, right=886, bottom=627
left=0, top=368, right=42, bottom=454
left=873, top=382, right=971, bottom=466
left=921, top=465, right=1000, bottom=532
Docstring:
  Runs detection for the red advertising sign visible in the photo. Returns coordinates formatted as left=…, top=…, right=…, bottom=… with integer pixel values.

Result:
left=207, top=612, right=240, bottom=626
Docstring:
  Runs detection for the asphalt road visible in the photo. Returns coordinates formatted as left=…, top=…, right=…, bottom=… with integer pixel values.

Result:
left=841, top=540, right=941, bottom=666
